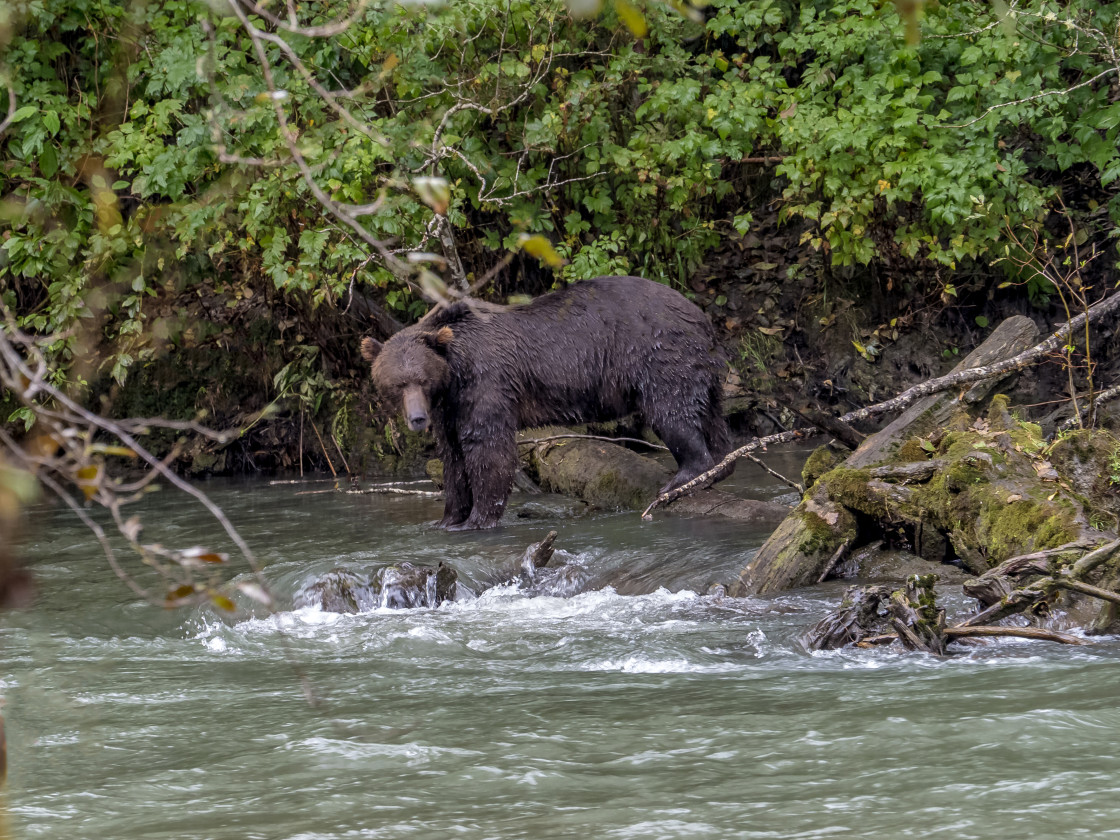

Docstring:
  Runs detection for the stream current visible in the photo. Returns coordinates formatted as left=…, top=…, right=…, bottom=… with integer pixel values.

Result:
left=5, top=453, right=1120, bottom=839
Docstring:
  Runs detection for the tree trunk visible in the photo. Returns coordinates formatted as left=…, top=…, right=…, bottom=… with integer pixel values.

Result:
left=845, top=315, right=1039, bottom=468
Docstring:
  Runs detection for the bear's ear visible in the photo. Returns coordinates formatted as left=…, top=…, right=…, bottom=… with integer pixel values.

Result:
left=423, top=326, right=454, bottom=354
left=360, top=336, right=382, bottom=363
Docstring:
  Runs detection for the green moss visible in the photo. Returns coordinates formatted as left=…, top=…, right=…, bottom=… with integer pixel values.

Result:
left=796, top=509, right=839, bottom=554
left=895, top=438, right=930, bottom=463
left=425, top=458, right=444, bottom=488
left=945, top=460, right=986, bottom=490
left=801, top=445, right=842, bottom=489
left=979, top=496, right=1079, bottom=563
left=986, top=394, right=1014, bottom=430
left=822, top=467, right=887, bottom=518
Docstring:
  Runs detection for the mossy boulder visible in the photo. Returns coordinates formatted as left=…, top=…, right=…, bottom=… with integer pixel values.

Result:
left=1048, top=429, right=1120, bottom=524
left=521, top=427, right=789, bottom=526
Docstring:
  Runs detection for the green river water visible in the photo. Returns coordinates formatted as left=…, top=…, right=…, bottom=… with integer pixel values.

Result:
left=5, top=453, right=1120, bottom=839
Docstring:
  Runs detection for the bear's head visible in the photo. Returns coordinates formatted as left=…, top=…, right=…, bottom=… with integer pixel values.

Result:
left=361, top=325, right=454, bottom=433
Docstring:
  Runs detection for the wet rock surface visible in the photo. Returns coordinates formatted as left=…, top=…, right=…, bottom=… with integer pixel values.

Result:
left=294, top=562, right=457, bottom=612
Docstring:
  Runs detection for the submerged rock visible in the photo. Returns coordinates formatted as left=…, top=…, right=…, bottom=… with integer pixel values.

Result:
left=294, top=569, right=377, bottom=614
left=294, top=563, right=458, bottom=612
left=377, top=562, right=457, bottom=609
left=517, top=548, right=592, bottom=597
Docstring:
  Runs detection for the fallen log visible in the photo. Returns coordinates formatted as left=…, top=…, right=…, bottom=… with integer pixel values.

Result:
left=845, top=316, right=1039, bottom=469
left=729, top=304, right=1120, bottom=597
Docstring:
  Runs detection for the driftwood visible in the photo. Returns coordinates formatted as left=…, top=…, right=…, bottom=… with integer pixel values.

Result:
left=646, top=292, right=1120, bottom=518
left=958, top=538, right=1120, bottom=627
left=787, top=405, right=866, bottom=450
left=888, top=575, right=947, bottom=655
left=802, top=584, right=892, bottom=649
left=524, top=530, right=558, bottom=570
left=804, top=575, right=1093, bottom=653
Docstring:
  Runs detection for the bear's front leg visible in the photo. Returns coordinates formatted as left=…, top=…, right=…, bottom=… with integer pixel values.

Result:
left=437, top=437, right=472, bottom=528
left=445, top=423, right=517, bottom=531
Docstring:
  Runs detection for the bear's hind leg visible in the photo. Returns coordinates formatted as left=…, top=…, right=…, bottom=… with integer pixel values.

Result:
left=653, top=424, right=717, bottom=495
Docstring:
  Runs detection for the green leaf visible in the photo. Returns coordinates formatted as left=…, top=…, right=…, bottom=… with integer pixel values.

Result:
left=974, top=315, right=989, bottom=328
left=9, top=105, right=37, bottom=123
left=43, top=110, right=60, bottom=136
left=38, top=145, right=58, bottom=179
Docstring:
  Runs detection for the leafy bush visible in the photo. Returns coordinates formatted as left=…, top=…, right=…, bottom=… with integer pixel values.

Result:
left=1, top=0, right=1117, bottom=393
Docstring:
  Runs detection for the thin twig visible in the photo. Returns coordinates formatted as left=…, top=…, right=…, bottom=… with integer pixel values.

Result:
left=308, top=420, right=337, bottom=477
left=517, top=433, right=669, bottom=451
left=817, top=538, right=853, bottom=584
left=345, top=487, right=441, bottom=497
left=938, top=66, right=1119, bottom=129
left=743, top=451, right=803, bottom=493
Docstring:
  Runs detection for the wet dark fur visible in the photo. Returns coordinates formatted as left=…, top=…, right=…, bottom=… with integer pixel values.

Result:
left=362, top=276, right=734, bottom=530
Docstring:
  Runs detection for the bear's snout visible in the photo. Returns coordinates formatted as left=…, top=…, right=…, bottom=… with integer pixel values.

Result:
left=402, top=386, right=431, bottom=432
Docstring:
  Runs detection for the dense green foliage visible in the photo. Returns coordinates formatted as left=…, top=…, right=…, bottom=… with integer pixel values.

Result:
left=1, top=0, right=1118, bottom=392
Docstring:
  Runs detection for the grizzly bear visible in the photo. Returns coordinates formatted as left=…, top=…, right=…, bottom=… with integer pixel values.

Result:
left=361, top=275, right=733, bottom=530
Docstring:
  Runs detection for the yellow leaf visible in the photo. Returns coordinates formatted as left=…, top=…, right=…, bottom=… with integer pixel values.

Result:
left=76, top=463, right=101, bottom=501
left=613, top=0, right=647, bottom=37
left=877, top=179, right=891, bottom=193
left=210, top=594, right=237, bottom=612
left=518, top=234, right=567, bottom=268
left=181, top=546, right=228, bottom=564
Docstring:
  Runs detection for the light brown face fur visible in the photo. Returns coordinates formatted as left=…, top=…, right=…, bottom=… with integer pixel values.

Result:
left=360, top=327, right=454, bottom=433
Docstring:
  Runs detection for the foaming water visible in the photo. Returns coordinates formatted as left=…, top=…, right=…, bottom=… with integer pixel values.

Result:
left=6, top=468, right=1120, bottom=839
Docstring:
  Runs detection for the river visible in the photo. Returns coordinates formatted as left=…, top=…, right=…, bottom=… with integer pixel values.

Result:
left=5, top=453, right=1120, bottom=839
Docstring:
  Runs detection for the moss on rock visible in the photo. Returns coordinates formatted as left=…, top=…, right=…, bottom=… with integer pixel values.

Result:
left=802, top=445, right=843, bottom=489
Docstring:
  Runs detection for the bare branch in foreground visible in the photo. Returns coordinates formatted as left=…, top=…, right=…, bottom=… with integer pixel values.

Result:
left=0, top=318, right=273, bottom=612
